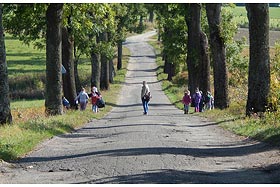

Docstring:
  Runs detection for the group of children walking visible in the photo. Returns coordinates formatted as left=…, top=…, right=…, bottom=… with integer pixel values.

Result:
left=182, top=88, right=214, bottom=114
left=62, top=86, right=104, bottom=113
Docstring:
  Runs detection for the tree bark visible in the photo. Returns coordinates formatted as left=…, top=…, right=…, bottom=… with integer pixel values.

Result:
left=199, top=31, right=211, bottom=96
left=206, top=3, right=229, bottom=109
left=0, top=4, right=12, bottom=124
left=246, top=4, right=270, bottom=115
left=117, top=41, right=122, bottom=70
left=62, top=26, right=76, bottom=108
left=73, top=43, right=81, bottom=93
left=74, top=58, right=81, bottom=93
left=108, top=32, right=115, bottom=84
left=167, top=61, right=175, bottom=81
left=100, top=32, right=110, bottom=90
left=163, top=54, right=169, bottom=74
left=109, top=59, right=115, bottom=83
left=45, top=4, right=63, bottom=116
left=149, top=11, right=154, bottom=23
left=91, top=35, right=100, bottom=89
left=185, top=3, right=201, bottom=95
left=163, top=26, right=174, bottom=78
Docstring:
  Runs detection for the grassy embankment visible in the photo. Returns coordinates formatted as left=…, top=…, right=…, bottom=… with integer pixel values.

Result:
left=0, top=36, right=129, bottom=161
left=149, top=34, right=280, bottom=146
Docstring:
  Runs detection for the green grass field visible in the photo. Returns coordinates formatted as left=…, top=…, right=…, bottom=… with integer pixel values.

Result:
left=5, top=34, right=92, bottom=99
left=6, top=39, right=45, bottom=76
left=224, top=6, right=280, bottom=30
left=232, top=6, right=280, bottom=19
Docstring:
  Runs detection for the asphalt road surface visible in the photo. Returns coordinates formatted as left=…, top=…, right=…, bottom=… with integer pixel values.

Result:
left=1, top=30, right=280, bottom=184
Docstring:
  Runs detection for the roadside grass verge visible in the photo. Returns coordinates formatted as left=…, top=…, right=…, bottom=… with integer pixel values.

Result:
left=149, top=35, right=280, bottom=146
left=0, top=47, right=130, bottom=162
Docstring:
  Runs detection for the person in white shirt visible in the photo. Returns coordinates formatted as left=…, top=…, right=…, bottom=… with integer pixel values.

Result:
left=141, top=81, right=151, bottom=115
left=75, top=87, right=89, bottom=111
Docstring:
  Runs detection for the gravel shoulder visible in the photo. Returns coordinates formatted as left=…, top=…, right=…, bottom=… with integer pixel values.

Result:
left=1, top=30, right=280, bottom=184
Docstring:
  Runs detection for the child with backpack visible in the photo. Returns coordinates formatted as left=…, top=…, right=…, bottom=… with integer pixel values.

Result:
left=205, top=91, right=214, bottom=110
left=89, top=86, right=101, bottom=113
left=192, top=88, right=202, bottom=112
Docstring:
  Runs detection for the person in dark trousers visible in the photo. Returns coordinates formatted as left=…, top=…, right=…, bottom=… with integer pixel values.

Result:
left=192, top=88, right=202, bottom=112
left=75, top=87, right=89, bottom=111
left=199, top=91, right=205, bottom=112
left=141, top=81, right=151, bottom=115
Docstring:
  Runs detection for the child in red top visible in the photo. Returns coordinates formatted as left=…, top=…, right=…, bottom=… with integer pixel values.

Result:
left=182, top=90, right=192, bottom=114
left=90, top=87, right=100, bottom=113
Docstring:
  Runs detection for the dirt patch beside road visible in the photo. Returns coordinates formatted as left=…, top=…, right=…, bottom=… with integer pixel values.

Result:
left=234, top=28, right=280, bottom=46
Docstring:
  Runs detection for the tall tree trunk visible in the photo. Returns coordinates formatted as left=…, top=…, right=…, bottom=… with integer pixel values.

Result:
left=62, top=26, right=76, bottom=108
left=139, top=16, right=144, bottom=31
left=246, top=4, right=270, bottom=116
left=167, top=60, right=175, bottom=81
left=117, top=41, right=122, bottom=70
left=185, top=3, right=201, bottom=95
left=45, top=4, right=63, bottom=116
left=163, top=55, right=169, bottom=74
left=157, top=26, right=161, bottom=42
left=0, top=4, right=12, bottom=124
left=149, top=11, right=154, bottom=22
left=109, top=59, right=115, bottom=83
left=73, top=43, right=81, bottom=93
left=163, top=26, right=171, bottom=75
left=108, top=32, right=115, bottom=84
left=100, top=32, right=110, bottom=90
left=206, top=3, right=229, bottom=109
left=199, top=31, right=211, bottom=96
left=91, top=36, right=100, bottom=89
left=74, top=58, right=81, bottom=93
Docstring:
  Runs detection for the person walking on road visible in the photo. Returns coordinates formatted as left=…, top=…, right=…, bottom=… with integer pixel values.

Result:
left=75, top=87, right=89, bottom=111
left=182, top=90, right=192, bottom=114
left=89, top=86, right=101, bottom=113
left=192, top=88, right=202, bottom=113
left=141, top=81, right=151, bottom=115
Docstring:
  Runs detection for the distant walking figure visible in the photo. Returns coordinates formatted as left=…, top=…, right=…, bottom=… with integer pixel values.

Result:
left=141, top=81, right=151, bottom=115
left=75, top=87, right=89, bottom=111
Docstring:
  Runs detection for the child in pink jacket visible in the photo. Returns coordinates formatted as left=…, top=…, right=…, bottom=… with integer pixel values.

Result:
left=182, top=90, right=192, bottom=114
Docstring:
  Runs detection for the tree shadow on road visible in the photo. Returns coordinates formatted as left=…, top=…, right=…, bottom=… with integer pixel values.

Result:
left=17, top=143, right=273, bottom=164
left=76, top=165, right=280, bottom=184
left=187, top=117, right=246, bottom=128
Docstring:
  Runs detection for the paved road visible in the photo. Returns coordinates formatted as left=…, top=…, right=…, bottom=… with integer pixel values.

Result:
left=1, top=31, right=280, bottom=184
